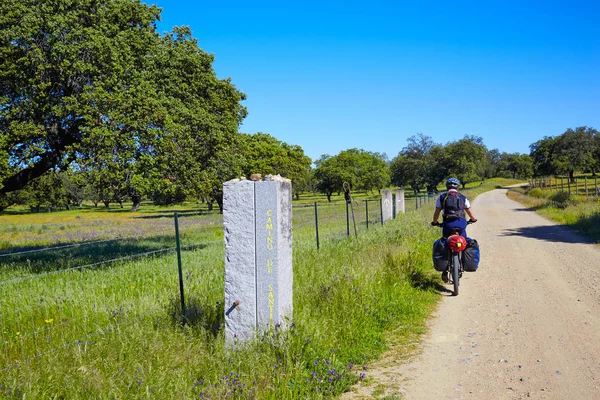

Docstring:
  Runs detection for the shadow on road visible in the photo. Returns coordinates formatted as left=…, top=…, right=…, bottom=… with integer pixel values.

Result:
left=501, top=225, right=591, bottom=244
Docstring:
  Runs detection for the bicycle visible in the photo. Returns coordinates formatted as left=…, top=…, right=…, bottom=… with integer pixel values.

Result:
left=431, top=220, right=475, bottom=296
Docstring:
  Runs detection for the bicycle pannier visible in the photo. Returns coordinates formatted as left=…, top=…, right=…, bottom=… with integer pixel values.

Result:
left=462, top=238, right=480, bottom=271
left=432, top=238, right=449, bottom=271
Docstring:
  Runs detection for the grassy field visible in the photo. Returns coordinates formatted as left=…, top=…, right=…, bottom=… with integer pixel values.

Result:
left=0, top=179, right=515, bottom=399
left=508, top=181, right=600, bottom=243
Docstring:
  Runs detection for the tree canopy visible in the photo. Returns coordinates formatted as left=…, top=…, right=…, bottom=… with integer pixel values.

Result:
left=0, top=0, right=246, bottom=209
left=313, top=149, right=389, bottom=201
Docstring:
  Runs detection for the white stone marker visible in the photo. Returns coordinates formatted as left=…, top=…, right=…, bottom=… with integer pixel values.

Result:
left=223, top=177, right=293, bottom=345
left=395, top=189, right=405, bottom=216
left=382, top=190, right=393, bottom=222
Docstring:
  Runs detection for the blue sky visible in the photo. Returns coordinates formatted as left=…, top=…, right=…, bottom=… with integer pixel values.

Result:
left=153, top=0, right=599, bottom=162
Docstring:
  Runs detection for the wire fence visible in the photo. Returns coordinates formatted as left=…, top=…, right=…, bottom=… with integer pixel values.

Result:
left=0, top=190, right=437, bottom=370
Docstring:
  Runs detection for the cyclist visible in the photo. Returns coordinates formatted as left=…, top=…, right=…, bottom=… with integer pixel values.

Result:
left=431, top=177, right=477, bottom=239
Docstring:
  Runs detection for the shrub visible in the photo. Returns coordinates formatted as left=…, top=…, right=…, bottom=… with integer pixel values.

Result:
left=527, top=187, right=545, bottom=198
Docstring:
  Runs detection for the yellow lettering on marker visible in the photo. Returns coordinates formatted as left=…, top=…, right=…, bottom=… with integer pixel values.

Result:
left=267, top=259, right=273, bottom=273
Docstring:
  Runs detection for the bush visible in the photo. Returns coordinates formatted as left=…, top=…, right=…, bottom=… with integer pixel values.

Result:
left=550, top=191, right=570, bottom=204
left=527, top=187, right=545, bottom=198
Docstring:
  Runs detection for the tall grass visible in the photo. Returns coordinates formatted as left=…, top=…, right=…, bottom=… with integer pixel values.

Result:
left=0, top=180, right=511, bottom=398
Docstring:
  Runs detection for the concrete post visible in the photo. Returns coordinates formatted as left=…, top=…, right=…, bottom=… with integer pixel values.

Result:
left=382, top=190, right=392, bottom=222
left=394, top=189, right=405, bottom=216
left=223, top=177, right=293, bottom=345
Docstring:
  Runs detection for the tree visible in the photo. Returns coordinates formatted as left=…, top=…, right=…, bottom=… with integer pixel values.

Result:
left=390, top=155, right=427, bottom=194
left=20, top=172, right=67, bottom=212
left=529, top=136, right=558, bottom=177
left=0, top=0, right=161, bottom=193
left=443, top=135, right=487, bottom=188
left=391, top=134, right=447, bottom=193
left=239, top=133, right=312, bottom=199
left=0, top=1, right=247, bottom=211
left=552, top=127, right=596, bottom=182
left=313, top=149, right=389, bottom=201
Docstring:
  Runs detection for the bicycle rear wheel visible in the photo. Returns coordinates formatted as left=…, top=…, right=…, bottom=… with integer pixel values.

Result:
left=452, top=253, right=460, bottom=296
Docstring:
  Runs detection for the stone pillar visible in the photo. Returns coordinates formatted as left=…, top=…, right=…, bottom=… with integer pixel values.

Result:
left=382, top=190, right=393, bottom=222
left=395, top=189, right=405, bottom=216
left=223, top=177, right=293, bottom=345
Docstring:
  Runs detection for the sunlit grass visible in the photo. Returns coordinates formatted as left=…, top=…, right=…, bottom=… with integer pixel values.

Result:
left=0, top=180, right=509, bottom=398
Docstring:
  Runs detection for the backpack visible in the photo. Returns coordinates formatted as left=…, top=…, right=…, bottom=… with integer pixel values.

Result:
left=442, top=191, right=465, bottom=221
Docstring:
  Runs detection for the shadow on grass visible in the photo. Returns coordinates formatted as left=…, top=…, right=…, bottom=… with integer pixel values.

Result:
left=168, top=295, right=224, bottom=336
left=133, top=209, right=220, bottom=219
left=0, top=237, right=212, bottom=275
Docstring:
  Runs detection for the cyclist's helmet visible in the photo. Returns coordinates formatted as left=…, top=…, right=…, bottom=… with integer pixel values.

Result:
left=446, top=177, right=460, bottom=189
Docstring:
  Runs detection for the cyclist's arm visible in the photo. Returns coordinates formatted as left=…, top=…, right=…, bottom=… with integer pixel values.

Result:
left=465, top=208, right=477, bottom=221
left=432, top=207, right=442, bottom=224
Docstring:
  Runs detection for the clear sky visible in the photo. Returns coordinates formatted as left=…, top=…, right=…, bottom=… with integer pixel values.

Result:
left=152, top=0, right=599, bottom=162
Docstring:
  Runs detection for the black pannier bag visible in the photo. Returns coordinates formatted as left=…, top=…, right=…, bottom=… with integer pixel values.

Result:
left=432, top=238, right=449, bottom=271
left=462, top=238, right=480, bottom=272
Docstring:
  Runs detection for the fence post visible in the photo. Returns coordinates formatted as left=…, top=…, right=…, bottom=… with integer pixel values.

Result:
left=174, top=213, right=186, bottom=317
left=380, top=198, right=384, bottom=226
left=415, top=194, right=418, bottom=210
left=314, top=202, right=320, bottom=249
left=585, top=177, right=588, bottom=200
left=568, top=178, right=571, bottom=195
left=365, top=200, right=369, bottom=230
left=346, top=202, right=350, bottom=237
left=561, top=177, right=564, bottom=192
left=596, top=177, right=598, bottom=197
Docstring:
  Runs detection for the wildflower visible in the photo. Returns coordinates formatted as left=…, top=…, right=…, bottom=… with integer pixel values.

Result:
left=194, top=381, right=199, bottom=387
left=348, top=364, right=354, bottom=370
left=314, top=361, right=318, bottom=366
left=130, top=285, right=135, bottom=289
left=325, top=360, right=330, bottom=366
left=360, top=373, right=366, bottom=381
left=312, top=372, right=316, bottom=377
left=362, top=366, right=368, bottom=371
left=45, top=319, right=53, bottom=324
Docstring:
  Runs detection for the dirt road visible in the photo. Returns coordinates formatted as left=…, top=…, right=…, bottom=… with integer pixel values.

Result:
left=343, top=188, right=600, bottom=399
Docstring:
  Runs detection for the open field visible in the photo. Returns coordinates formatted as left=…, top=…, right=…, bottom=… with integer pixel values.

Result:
left=0, top=179, right=518, bottom=399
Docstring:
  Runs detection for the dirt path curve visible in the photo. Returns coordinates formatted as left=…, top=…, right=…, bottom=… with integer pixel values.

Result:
left=342, top=188, right=600, bottom=399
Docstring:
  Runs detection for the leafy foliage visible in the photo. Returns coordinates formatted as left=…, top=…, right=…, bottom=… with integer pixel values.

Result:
left=313, top=149, right=390, bottom=201
left=0, top=0, right=246, bottom=210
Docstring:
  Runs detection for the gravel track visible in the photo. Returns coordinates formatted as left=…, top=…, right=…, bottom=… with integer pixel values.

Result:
left=342, top=188, right=600, bottom=399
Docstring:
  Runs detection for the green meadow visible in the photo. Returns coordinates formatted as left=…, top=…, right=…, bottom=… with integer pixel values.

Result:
left=0, top=179, right=515, bottom=399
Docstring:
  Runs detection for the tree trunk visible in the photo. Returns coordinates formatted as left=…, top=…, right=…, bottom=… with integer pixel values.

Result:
left=207, top=201, right=213, bottom=211
left=569, top=170, right=575, bottom=183
left=103, top=200, right=110, bottom=208
left=295, top=192, right=300, bottom=200
left=327, top=192, right=332, bottom=202
left=130, top=194, right=141, bottom=212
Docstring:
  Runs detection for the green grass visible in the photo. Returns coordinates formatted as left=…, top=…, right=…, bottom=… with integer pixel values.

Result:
left=0, top=181, right=510, bottom=399
left=508, top=183, right=600, bottom=244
